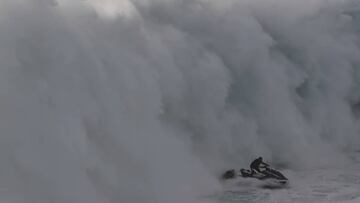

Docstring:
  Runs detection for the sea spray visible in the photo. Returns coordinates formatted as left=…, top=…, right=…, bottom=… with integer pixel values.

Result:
left=0, top=0, right=359, bottom=202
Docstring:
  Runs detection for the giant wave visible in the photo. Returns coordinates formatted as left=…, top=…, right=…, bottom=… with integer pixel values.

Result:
left=0, top=0, right=359, bottom=202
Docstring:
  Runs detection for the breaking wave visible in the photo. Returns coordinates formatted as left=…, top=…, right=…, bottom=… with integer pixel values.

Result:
left=0, top=0, right=360, bottom=202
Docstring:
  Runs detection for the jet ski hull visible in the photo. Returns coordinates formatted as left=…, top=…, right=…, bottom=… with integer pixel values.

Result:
left=221, top=167, right=289, bottom=187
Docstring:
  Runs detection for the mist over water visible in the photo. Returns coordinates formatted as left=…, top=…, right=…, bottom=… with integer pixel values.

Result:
left=0, top=0, right=360, bottom=202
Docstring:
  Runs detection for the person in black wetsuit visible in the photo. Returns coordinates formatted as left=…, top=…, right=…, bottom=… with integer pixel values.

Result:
left=250, top=157, right=269, bottom=174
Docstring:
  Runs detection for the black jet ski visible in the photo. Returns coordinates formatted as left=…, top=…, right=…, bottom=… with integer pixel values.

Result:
left=240, top=166, right=288, bottom=185
left=221, top=166, right=288, bottom=186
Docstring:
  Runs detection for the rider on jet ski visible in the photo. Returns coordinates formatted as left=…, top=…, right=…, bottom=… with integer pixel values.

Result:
left=250, top=157, right=269, bottom=174
left=221, top=156, right=288, bottom=185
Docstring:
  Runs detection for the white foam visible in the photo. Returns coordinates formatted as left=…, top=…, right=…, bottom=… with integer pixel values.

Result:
left=0, top=0, right=359, bottom=202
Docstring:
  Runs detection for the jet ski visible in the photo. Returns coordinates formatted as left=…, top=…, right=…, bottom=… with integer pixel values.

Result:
left=240, top=166, right=288, bottom=185
left=221, top=165, right=288, bottom=186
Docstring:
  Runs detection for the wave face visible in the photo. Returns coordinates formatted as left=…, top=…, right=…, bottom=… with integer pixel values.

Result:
left=0, top=0, right=360, bottom=202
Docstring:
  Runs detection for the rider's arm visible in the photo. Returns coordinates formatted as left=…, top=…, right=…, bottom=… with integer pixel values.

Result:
left=260, top=162, right=269, bottom=168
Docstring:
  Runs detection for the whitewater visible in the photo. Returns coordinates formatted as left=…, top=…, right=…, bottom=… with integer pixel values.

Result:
left=0, top=0, right=359, bottom=202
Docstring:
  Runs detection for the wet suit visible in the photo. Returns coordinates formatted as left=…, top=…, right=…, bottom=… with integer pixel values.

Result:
left=250, top=157, right=269, bottom=174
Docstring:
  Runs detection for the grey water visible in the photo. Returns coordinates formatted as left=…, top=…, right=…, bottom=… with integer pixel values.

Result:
left=218, top=153, right=360, bottom=203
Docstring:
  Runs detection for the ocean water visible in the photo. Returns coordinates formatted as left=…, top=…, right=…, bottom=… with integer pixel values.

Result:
left=218, top=153, right=360, bottom=203
left=0, top=0, right=359, bottom=203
